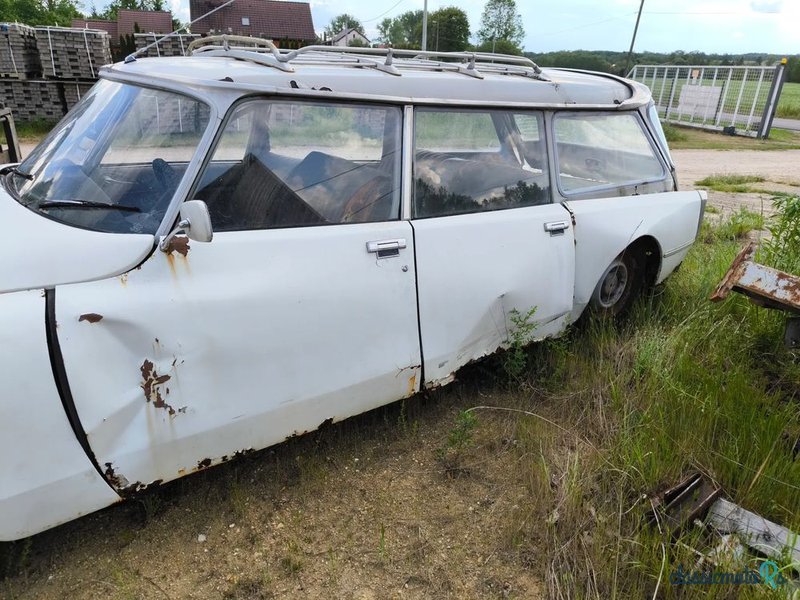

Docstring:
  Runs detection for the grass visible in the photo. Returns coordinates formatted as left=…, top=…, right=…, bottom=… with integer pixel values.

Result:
left=776, top=82, right=800, bottom=119
left=495, top=209, right=799, bottom=596
left=2, top=209, right=798, bottom=599
left=13, top=119, right=57, bottom=141
left=666, top=124, right=800, bottom=150
left=695, top=174, right=766, bottom=192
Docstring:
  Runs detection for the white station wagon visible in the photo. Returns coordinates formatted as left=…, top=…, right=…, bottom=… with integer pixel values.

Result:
left=0, top=40, right=705, bottom=540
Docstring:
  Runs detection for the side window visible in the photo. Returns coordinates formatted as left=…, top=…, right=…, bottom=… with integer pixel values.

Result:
left=194, top=100, right=402, bottom=231
left=413, top=109, right=550, bottom=218
left=554, top=112, right=664, bottom=194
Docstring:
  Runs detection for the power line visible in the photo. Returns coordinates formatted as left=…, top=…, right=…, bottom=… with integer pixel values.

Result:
left=362, top=0, right=407, bottom=24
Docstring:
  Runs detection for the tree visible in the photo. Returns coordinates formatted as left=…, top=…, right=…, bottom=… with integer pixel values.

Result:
left=377, top=10, right=423, bottom=48
left=425, top=7, right=470, bottom=52
left=475, top=38, right=522, bottom=56
left=100, top=0, right=174, bottom=21
left=0, top=0, right=82, bottom=26
left=477, top=0, right=524, bottom=50
left=325, top=14, right=364, bottom=39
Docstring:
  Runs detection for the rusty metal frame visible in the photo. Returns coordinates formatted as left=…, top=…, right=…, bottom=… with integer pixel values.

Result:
left=0, top=107, right=21, bottom=164
left=711, top=242, right=800, bottom=314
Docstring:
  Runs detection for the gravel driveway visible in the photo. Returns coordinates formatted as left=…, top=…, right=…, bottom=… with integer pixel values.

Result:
left=672, top=149, right=800, bottom=219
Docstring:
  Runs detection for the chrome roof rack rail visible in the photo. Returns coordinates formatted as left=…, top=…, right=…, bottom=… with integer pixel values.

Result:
left=185, top=38, right=549, bottom=82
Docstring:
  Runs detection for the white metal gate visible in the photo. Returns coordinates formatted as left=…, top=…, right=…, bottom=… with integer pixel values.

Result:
left=628, top=64, right=786, bottom=138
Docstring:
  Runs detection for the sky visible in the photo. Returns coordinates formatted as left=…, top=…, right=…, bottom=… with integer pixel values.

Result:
left=162, top=0, right=800, bottom=55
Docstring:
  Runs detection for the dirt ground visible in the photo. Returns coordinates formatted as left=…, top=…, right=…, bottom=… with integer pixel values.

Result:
left=1, top=146, right=796, bottom=600
left=673, top=149, right=800, bottom=220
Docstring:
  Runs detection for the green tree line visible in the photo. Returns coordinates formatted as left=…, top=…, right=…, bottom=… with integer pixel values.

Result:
left=526, top=49, right=800, bottom=81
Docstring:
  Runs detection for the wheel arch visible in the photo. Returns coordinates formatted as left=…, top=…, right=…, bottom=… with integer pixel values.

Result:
left=626, top=234, right=662, bottom=289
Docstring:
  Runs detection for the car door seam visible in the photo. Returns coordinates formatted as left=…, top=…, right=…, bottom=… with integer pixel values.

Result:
left=44, top=288, right=117, bottom=493
left=408, top=220, right=426, bottom=389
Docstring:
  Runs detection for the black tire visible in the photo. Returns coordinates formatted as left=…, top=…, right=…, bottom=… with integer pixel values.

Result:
left=589, top=249, right=643, bottom=318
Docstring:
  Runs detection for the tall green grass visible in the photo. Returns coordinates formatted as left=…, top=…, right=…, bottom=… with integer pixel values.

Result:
left=499, top=208, right=799, bottom=598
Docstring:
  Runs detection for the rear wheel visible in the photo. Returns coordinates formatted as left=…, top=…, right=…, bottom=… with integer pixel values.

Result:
left=589, top=250, right=643, bottom=318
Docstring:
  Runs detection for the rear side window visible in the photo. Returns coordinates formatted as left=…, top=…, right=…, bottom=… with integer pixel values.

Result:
left=194, top=100, right=402, bottom=230
left=413, top=109, right=550, bottom=218
left=554, top=113, right=664, bottom=194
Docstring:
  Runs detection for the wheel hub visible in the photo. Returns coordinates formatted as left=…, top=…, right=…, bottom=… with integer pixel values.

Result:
left=597, top=261, right=629, bottom=308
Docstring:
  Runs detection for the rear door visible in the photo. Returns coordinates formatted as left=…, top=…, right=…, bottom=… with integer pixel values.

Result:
left=55, top=99, right=422, bottom=493
left=411, top=108, right=575, bottom=386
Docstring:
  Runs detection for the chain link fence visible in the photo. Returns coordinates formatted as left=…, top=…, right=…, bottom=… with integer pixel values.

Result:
left=628, top=64, right=786, bottom=138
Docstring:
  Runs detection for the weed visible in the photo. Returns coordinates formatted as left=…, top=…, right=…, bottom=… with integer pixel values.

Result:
left=378, top=523, right=387, bottom=561
left=136, top=493, right=164, bottom=525
left=704, top=204, right=721, bottom=214
left=701, top=208, right=765, bottom=243
left=762, top=194, right=800, bottom=273
left=279, top=540, right=303, bottom=577
left=504, top=306, right=538, bottom=384
left=436, top=410, right=479, bottom=473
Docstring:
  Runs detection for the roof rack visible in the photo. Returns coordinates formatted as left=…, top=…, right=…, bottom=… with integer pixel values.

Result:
left=185, top=36, right=550, bottom=82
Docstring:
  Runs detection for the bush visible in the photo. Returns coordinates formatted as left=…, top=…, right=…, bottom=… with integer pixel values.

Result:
left=762, top=194, right=800, bottom=273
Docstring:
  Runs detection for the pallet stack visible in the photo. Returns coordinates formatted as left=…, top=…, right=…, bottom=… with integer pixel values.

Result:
left=0, top=23, right=42, bottom=77
left=0, top=79, right=94, bottom=122
left=35, top=27, right=111, bottom=80
left=134, top=33, right=199, bottom=57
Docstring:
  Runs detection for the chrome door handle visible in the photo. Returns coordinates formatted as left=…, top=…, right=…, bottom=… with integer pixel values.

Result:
left=366, top=238, right=407, bottom=258
left=544, top=221, right=570, bottom=236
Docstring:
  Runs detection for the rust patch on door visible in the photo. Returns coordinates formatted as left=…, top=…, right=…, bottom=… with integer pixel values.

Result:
left=104, top=462, right=130, bottom=489
left=165, top=235, right=190, bottom=257
left=140, top=359, right=177, bottom=415
left=78, top=313, right=103, bottom=323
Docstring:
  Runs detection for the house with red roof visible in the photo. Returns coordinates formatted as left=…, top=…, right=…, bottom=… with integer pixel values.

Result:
left=189, top=0, right=316, bottom=48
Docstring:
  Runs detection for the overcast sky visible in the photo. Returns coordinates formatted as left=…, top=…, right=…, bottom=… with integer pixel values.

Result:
left=164, top=0, right=800, bottom=55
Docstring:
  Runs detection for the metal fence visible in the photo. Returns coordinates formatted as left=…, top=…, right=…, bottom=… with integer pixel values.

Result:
left=628, top=64, right=786, bottom=138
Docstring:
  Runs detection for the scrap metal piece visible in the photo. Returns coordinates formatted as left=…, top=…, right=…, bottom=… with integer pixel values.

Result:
left=711, top=242, right=800, bottom=314
left=707, top=497, right=800, bottom=565
left=650, top=472, right=722, bottom=535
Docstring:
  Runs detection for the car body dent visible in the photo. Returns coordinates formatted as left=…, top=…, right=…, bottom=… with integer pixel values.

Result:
left=413, top=204, right=575, bottom=387
left=55, top=222, right=422, bottom=492
left=0, top=183, right=154, bottom=294
left=0, top=289, right=119, bottom=541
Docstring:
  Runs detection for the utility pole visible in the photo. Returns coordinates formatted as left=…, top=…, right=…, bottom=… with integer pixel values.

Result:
left=624, top=0, right=645, bottom=76
left=421, top=0, right=428, bottom=51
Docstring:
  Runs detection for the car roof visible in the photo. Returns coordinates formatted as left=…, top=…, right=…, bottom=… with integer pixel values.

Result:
left=104, top=44, right=651, bottom=110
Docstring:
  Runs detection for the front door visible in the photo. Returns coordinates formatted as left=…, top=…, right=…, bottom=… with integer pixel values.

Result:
left=54, top=99, right=421, bottom=492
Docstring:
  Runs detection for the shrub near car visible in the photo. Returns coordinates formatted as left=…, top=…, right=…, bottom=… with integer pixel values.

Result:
left=0, top=41, right=705, bottom=540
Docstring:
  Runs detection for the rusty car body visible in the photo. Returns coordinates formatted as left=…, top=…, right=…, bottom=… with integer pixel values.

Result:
left=0, top=41, right=705, bottom=540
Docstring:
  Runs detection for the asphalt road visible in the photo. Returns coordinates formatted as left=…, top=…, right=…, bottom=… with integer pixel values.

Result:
left=773, top=117, right=800, bottom=132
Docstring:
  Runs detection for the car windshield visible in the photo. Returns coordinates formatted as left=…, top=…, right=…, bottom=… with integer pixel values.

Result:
left=4, top=80, right=210, bottom=234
